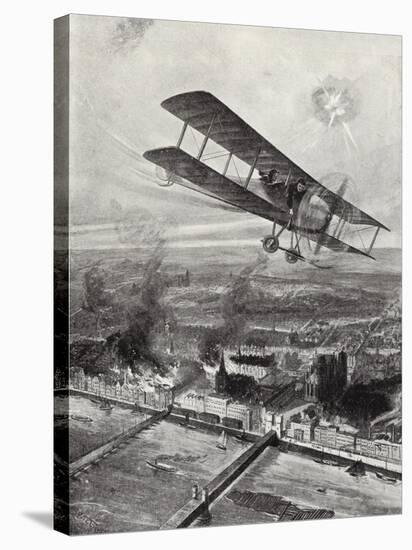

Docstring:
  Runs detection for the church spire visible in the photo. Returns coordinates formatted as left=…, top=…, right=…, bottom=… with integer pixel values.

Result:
left=215, top=350, right=228, bottom=394
left=219, top=351, right=226, bottom=373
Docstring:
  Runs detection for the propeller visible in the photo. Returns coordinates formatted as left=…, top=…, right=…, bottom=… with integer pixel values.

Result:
left=313, top=175, right=351, bottom=256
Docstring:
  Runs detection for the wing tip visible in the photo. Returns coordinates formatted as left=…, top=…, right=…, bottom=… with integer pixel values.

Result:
left=161, top=90, right=215, bottom=111
left=143, top=146, right=179, bottom=161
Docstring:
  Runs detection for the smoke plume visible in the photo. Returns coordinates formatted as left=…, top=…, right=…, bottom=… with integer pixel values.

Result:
left=117, top=242, right=167, bottom=371
left=221, top=251, right=268, bottom=344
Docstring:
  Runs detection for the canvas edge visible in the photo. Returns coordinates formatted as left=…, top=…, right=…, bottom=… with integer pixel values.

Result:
left=53, top=13, right=71, bottom=537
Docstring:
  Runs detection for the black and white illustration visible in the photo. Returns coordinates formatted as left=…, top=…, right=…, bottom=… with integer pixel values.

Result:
left=54, top=15, right=401, bottom=535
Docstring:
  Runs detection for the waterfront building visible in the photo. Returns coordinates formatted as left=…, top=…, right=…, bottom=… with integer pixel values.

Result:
left=205, top=394, right=232, bottom=418
left=249, top=403, right=266, bottom=433
left=71, top=367, right=86, bottom=388
left=69, top=369, right=174, bottom=410
left=355, top=437, right=402, bottom=462
left=265, top=411, right=284, bottom=436
left=314, top=425, right=338, bottom=447
left=287, top=420, right=313, bottom=443
left=314, top=425, right=356, bottom=450
left=181, top=391, right=256, bottom=431
left=183, top=393, right=206, bottom=414
left=226, top=401, right=253, bottom=431
left=335, top=430, right=356, bottom=450
left=304, top=351, right=348, bottom=402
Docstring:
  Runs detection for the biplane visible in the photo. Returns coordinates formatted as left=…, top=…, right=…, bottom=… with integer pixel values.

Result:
left=143, top=91, right=388, bottom=268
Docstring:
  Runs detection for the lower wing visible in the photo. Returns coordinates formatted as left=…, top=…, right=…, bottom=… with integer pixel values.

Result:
left=143, top=146, right=288, bottom=223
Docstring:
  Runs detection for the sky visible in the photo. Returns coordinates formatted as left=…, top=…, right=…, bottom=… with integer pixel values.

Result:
left=66, top=15, right=401, bottom=249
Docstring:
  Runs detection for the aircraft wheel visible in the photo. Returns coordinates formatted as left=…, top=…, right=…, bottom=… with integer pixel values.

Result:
left=285, top=249, right=298, bottom=264
left=155, top=166, right=175, bottom=187
left=262, top=235, right=279, bottom=253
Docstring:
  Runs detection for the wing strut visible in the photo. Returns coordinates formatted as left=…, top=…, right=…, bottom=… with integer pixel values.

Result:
left=367, top=226, right=380, bottom=255
left=223, top=152, right=233, bottom=176
left=176, top=120, right=188, bottom=148
left=197, top=114, right=216, bottom=160
left=245, top=146, right=261, bottom=189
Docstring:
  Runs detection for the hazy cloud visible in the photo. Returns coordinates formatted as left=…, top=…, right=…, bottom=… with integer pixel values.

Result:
left=112, top=18, right=154, bottom=52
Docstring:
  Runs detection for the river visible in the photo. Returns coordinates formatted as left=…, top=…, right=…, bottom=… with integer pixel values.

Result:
left=60, top=396, right=401, bottom=534
left=54, top=394, right=146, bottom=461
left=206, top=446, right=401, bottom=527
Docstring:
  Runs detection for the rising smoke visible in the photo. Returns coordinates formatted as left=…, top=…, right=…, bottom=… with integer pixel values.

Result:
left=117, top=241, right=168, bottom=371
left=221, top=251, right=268, bottom=345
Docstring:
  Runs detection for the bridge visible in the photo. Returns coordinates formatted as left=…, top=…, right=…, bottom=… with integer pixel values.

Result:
left=161, top=430, right=278, bottom=529
left=55, top=408, right=170, bottom=478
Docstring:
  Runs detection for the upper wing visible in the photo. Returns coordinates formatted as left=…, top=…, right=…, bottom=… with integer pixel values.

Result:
left=161, top=91, right=388, bottom=230
left=143, top=146, right=288, bottom=223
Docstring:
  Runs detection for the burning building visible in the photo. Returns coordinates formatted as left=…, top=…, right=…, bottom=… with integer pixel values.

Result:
left=224, top=346, right=275, bottom=382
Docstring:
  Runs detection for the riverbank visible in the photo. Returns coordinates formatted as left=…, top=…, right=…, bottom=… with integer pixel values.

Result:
left=166, top=413, right=262, bottom=442
left=280, top=438, right=401, bottom=478
left=68, top=387, right=163, bottom=414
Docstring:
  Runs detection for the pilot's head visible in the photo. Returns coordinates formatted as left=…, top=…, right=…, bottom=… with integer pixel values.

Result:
left=297, top=178, right=306, bottom=193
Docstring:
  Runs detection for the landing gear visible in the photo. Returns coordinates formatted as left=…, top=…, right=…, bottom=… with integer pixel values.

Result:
left=262, top=235, right=279, bottom=253
left=262, top=221, right=286, bottom=254
left=155, top=166, right=175, bottom=187
left=261, top=218, right=302, bottom=266
left=285, top=249, right=298, bottom=264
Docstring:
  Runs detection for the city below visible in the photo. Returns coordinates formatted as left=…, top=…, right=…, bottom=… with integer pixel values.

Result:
left=54, top=245, right=402, bottom=534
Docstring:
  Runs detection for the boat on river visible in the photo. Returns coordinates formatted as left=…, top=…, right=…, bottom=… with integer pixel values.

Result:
left=346, top=459, right=367, bottom=477
left=71, top=414, right=93, bottom=423
left=313, top=457, right=340, bottom=467
left=146, top=458, right=177, bottom=473
left=100, top=399, right=114, bottom=411
left=216, top=430, right=228, bottom=451
left=375, top=472, right=397, bottom=484
left=234, top=429, right=247, bottom=443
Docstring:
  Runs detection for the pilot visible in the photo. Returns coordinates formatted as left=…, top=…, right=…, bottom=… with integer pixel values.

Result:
left=287, top=177, right=307, bottom=225
left=259, top=168, right=278, bottom=185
